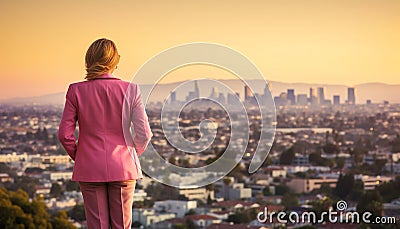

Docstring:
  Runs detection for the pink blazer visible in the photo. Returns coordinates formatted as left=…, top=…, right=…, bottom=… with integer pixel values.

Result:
left=58, top=73, right=152, bottom=182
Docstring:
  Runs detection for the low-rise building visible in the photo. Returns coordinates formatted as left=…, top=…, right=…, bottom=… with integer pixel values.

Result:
left=46, top=198, right=76, bottom=209
left=287, top=177, right=338, bottom=193
left=0, top=173, right=14, bottom=183
left=154, top=200, right=197, bottom=218
left=42, top=171, right=72, bottom=181
left=133, top=208, right=176, bottom=228
left=355, top=175, right=393, bottom=190
left=213, top=200, right=260, bottom=212
left=215, top=179, right=252, bottom=200
left=133, top=189, right=148, bottom=202
left=179, top=187, right=214, bottom=203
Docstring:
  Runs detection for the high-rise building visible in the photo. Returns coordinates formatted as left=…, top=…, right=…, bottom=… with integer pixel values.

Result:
left=348, top=87, right=356, bottom=105
left=194, top=80, right=200, bottom=98
left=171, top=91, right=176, bottom=103
left=287, top=89, right=296, bottom=105
left=244, top=85, right=252, bottom=102
left=333, top=95, right=340, bottom=105
left=210, top=87, right=219, bottom=99
left=218, top=93, right=226, bottom=105
left=317, top=87, right=325, bottom=105
left=309, top=88, right=318, bottom=105
left=186, top=80, right=201, bottom=101
left=263, top=83, right=272, bottom=97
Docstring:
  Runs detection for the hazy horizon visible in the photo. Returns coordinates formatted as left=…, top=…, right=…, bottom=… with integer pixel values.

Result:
left=0, top=78, right=400, bottom=102
left=1, top=78, right=399, bottom=101
left=1, top=79, right=399, bottom=105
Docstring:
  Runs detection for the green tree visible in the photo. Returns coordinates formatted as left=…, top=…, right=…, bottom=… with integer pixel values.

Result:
left=51, top=210, right=76, bottom=229
left=0, top=188, right=52, bottom=229
left=279, top=147, right=295, bottom=165
left=185, top=209, right=196, bottom=216
left=309, top=152, right=331, bottom=167
left=351, top=140, right=368, bottom=166
left=68, top=204, right=86, bottom=222
left=0, top=189, right=34, bottom=228
left=282, top=193, right=298, bottom=210
left=65, top=180, right=80, bottom=192
left=275, top=184, right=290, bottom=195
left=319, top=183, right=333, bottom=196
left=263, top=187, right=272, bottom=196
left=334, top=173, right=355, bottom=199
left=348, top=180, right=364, bottom=201
left=391, top=134, right=400, bottom=153
left=374, top=158, right=388, bottom=175
left=357, top=190, right=383, bottom=218
left=50, top=183, right=63, bottom=199
left=185, top=218, right=196, bottom=229
left=335, top=157, right=345, bottom=174
left=323, top=143, right=340, bottom=155
left=376, top=176, right=400, bottom=202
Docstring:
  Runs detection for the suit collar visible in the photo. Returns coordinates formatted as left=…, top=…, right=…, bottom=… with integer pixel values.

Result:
left=89, top=73, right=120, bottom=80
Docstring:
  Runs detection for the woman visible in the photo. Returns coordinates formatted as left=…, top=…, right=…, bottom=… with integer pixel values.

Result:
left=58, top=38, right=152, bottom=229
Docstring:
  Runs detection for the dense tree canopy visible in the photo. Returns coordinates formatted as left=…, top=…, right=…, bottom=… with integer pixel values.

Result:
left=0, top=188, right=76, bottom=229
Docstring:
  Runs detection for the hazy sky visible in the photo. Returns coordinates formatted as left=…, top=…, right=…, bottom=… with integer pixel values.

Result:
left=0, top=0, right=399, bottom=99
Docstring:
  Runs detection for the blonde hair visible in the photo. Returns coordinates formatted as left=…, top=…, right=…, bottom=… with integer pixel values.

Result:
left=85, top=38, right=120, bottom=80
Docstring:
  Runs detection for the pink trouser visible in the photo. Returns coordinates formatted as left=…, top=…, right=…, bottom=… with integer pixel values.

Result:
left=79, top=180, right=136, bottom=229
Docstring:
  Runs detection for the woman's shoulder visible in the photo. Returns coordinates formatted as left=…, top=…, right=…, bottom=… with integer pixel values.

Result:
left=68, top=80, right=89, bottom=88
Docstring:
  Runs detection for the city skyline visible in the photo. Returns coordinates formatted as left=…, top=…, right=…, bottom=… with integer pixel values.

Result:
left=170, top=80, right=363, bottom=106
left=1, top=1, right=399, bottom=99
left=2, top=79, right=400, bottom=105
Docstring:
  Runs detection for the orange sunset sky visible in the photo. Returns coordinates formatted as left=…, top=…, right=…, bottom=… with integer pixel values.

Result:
left=0, top=0, right=399, bottom=100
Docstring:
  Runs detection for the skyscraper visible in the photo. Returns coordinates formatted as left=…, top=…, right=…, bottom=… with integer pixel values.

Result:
left=194, top=80, right=200, bottom=98
left=186, top=80, right=200, bottom=101
left=218, top=92, right=226, bottom=105
left=309, top=88, right=318, bottom=105
left=333, top=95, right=340, bottom=105
left=171, top=91, right=176, bottom=103
left=287, top=89, right=296, bottom=105
left=210, top=87, right=219, bottom=99
left=348, top=87, right=355, bottom=105
left=264, top=84, right=272, bottom=97
left=244, top=85, right=252, bottom=102
left=317, top=87, right=325, bottom=105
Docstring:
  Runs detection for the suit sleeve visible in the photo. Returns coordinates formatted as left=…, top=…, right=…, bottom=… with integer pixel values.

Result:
left=131, top=84, right=152, bottom=156
left=58, top=85, right=78, bottom=160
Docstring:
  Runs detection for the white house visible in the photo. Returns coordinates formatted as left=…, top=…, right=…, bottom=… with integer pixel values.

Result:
left=154, top=200, right=197, bottom=218
left=133, top=208, right=175, bottom=228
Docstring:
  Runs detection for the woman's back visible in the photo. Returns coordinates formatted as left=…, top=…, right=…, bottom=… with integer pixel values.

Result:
left=58, top=73, right=151, bottom=182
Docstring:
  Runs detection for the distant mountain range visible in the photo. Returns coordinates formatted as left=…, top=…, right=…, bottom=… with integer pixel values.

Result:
left=1, top=80, right=399, bottom=105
